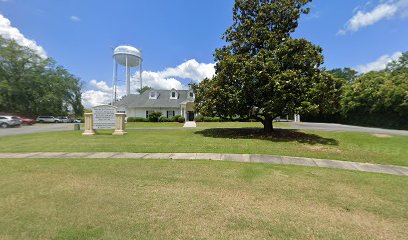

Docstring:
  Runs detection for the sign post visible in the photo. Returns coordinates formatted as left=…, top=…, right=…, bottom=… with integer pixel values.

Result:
left=82, top=105, right=127, bottom=136
left=93, top=105, right=117, bottom=130
left=113, top=112, right=127, bottom=135
left=82, top=113, right=95, bottom=136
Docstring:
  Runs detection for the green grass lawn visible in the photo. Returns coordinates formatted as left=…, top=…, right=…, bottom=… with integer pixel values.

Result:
left=1, top=128, right=408, bottom=166
left=0, top=158, right=406, bottom=239
left=196, top=121, right=288, bottom=128
left=123, top=121, right=287, bottom=128
left=126, top=122, right=184, bottom=128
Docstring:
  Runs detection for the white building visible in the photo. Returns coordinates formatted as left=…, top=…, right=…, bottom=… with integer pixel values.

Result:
left=114, top=89, right=196, bottom=121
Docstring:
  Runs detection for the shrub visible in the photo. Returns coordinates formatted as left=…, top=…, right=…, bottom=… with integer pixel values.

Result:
left=172, top=115, right=182, bottom=122
left=127, top=117, right=148, bottom=122
left=194, top=114, right=204, bottom=122
left=178, top=116, right=185, bottom=123
left=160, top=117, right=171, bottom=122
left=148, top=112, right=162, bottom=122
left=203, top=117, right=222, bottom=122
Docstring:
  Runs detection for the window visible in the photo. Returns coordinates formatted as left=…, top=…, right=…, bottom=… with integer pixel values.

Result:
left=167, top=111, right=175, bottom=118
left=172, top=92, right=176, bottom=98
left=149, top=91, right=159, bottom=99
left=189, top=92, right=194, bottom=98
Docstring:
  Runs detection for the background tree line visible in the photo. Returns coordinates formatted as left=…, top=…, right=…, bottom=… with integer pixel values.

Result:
left=303, top=52, right=408, bottom=130
left=0, top=36, right=84, bottom=117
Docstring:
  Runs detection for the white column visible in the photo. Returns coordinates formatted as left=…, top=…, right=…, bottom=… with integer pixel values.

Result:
left=82, top=113, right=95, bottom=136
left=113, top=113, right=127, bottom=135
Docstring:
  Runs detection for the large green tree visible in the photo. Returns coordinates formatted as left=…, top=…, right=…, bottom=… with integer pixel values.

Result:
left=0, top=36, right=83, bottom=117
left=194, top=0, right=342, bottom=132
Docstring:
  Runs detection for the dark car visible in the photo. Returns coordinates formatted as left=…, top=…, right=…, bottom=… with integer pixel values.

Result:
left=0, top=116, right=21, bottom=128
left=36, top=116, right=62, bottom=123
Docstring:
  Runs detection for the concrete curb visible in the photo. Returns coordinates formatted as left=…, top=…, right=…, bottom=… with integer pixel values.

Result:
left=0, top=152, right=407, bottom=176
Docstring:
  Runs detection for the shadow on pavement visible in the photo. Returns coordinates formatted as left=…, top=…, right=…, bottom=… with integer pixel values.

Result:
left=194, top=128, right=338, bottom=146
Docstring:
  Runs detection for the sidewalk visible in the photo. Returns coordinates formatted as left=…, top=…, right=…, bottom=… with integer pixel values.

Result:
left=183, top=122, right=196, bottom=128
left=0, top=152, right=407, bottom=176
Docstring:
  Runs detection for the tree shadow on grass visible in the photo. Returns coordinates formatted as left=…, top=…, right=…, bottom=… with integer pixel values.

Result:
left=194, top=128, right=338, bottom=146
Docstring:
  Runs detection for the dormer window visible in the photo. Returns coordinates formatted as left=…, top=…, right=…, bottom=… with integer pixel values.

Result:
left=170, top=90, right=178, bottom=99
left=149, top=91, right=158, bottom=99
left=189, top=91, right=194, bottom=98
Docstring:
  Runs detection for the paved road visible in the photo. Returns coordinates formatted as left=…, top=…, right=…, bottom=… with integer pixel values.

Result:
left=0, top=152, right=407, bottom=176
left=0, top=124, right=76, bottom=137
left=287, top=122, right=408, bottom=136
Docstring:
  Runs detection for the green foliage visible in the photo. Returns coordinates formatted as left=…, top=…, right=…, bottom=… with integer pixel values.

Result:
left=172, top=115, right=182, bottom=122
left=386, top=52, right=408, bottom=73
left=194, top=0, right=342, bottom=133
left=148, top=112, right=162, bottom=122
left=177, top=116, right=185, bottom=123
left=160, top=117, right=171, bottom=122
left=193, top=114, right=204, bottom=122
left=341, top=70, right=408, bottom=129
left=0, top=36, right=84, bottom=117
left=327, top=68, right=358, bottom=84
left=137, top=86, right=153, bottom=94
left=305, top=52, right=408, bottom=129
left=127, top=117, right=148, bottom=122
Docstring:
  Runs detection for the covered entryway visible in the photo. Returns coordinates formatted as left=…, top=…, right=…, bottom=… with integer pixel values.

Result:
left=180, top=101, right=195, bottom=122
left=187, top=111, right=194, bottom=121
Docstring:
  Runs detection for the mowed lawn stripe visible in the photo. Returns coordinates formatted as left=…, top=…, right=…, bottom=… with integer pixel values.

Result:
left=0, top=128, right=407, bottom=166
left=0, top=158, right=407, bottom=239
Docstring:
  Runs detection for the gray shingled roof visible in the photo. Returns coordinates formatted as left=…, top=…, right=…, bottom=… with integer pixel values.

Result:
left=114, top=90, right=191, bottom=108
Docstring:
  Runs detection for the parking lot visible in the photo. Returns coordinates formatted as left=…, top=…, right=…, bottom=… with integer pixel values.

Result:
left=0, top=123, right=76, bottom=137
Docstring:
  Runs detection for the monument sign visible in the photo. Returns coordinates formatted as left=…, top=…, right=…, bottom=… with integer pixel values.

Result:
left=92, top=105, right=117, bottom=129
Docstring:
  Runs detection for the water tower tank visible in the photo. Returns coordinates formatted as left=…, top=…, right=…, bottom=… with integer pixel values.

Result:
left=112, top=45, right=143, bottom=102
left=113, top=46, right=142, bottom=67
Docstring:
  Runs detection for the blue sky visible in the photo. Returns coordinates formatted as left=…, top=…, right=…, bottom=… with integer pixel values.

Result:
left=0, top=0, right=407, bottom=107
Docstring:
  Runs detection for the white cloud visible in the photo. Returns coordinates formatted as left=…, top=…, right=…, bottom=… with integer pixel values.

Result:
left=89, top=79, right=111, bottom=92
left=70, top=16, right=81, bottom=22
left=355, top=51, right=402, bottom=73
left=82, top=90, right=111, bottom=108
left=339, top=0, right=408, bottom=35
left=0, top=14, right=47, bottom=58
left=160, top=59, right=215, bottom=81
left=82, top=59, right=215, bottom=107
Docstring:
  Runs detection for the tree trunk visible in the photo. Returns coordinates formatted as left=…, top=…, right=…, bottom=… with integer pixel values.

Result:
left=263, top=115, right=274, bottom=133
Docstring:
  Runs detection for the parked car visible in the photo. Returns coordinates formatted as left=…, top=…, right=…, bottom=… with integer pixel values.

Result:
left=73, top=119, right=82, bottom=123
left=57, top=116, right=71, bottom=123
left=36, top=116, right=62, bottom=123
left=0, top=116, right=21, bottom=128
left=17, top=116, right=36, bottom=125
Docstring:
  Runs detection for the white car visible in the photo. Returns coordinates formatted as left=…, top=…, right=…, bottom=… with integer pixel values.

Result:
left=36, top=116, right=62, bottom=123
left=0, top=116, right=21, bottom=128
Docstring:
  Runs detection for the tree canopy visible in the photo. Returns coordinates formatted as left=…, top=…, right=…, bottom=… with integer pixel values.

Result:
left=194, top=0, right=343, bottom=132
left=0, top=36, right=83, bottom=117
left=137, top=86, right=153, bottom=94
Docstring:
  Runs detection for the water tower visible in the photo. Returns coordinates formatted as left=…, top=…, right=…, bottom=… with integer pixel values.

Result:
left=112, top=45, right=143, bottom=103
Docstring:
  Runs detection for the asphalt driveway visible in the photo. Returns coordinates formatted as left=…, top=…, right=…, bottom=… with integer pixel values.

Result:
left=1, top=122, right=407, bottom=137
left=0, top=124, right=76, bottom=137
left=287, top=122, right=408, bottom=136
